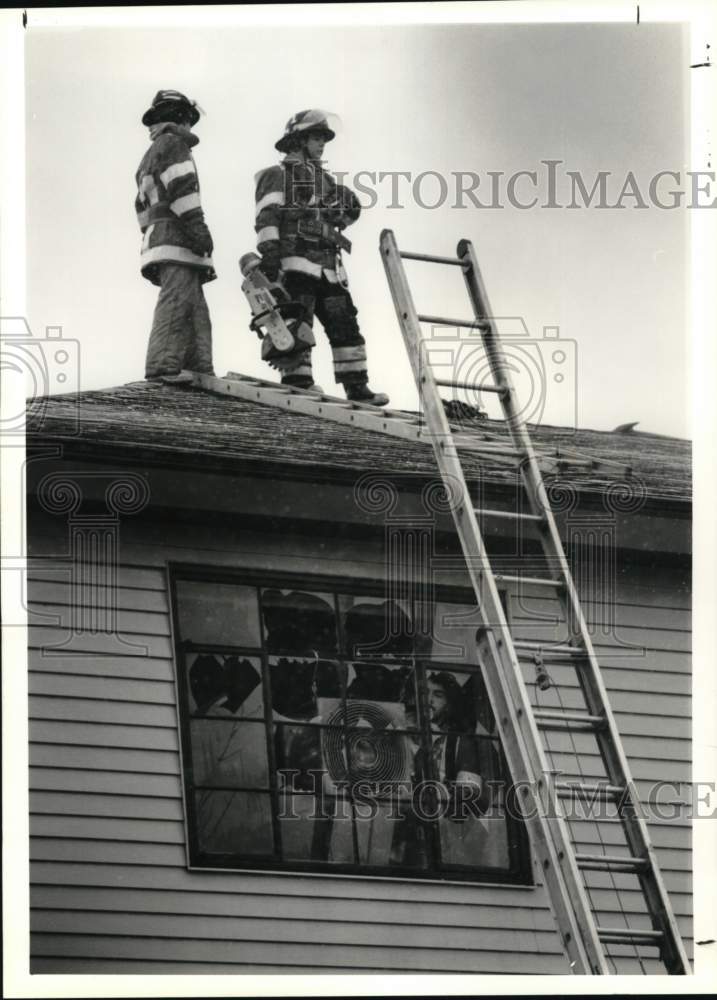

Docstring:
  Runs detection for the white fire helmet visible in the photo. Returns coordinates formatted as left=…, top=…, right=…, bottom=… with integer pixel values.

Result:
left=275, top=109, right=341, bottom=152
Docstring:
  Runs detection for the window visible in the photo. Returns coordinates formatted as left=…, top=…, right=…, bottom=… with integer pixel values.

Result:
left=170, top=569, right=531, bottom=883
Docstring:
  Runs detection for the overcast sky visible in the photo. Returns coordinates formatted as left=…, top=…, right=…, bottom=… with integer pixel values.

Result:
left=25, top=17, right=690, bottom=435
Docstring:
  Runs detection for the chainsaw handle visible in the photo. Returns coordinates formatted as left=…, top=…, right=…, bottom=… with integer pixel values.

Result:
left=249, top=300, right=309, bottom=338
left=249, top=309, right=274, bottom=338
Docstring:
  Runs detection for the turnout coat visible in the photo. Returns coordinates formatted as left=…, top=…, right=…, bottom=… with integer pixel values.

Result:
left=254, top=153, right=361, bottom=282
left=135, top=123, right=216, bottom=286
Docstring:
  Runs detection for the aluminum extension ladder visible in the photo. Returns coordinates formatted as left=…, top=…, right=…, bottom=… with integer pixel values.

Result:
left=380, top=228, right=691, bottom=976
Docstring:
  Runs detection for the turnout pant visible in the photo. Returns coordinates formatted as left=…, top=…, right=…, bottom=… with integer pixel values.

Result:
left=145, top=263, right=214, bottom=378
left=280, top=272, right=369, bottom=388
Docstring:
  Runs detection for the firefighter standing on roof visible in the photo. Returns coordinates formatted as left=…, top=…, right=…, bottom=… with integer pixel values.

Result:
left=254, top=110, right=389, bottom=406
left=135, top=89, right=216, bottom=382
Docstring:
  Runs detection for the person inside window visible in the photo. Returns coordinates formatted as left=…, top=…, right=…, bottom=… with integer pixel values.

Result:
left=423, top=671, right=485, bottom=811
left=390, top=670, right=501, bottom=869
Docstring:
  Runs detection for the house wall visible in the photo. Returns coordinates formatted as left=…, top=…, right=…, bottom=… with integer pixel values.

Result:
left=26, top=498, right=692, bottom=976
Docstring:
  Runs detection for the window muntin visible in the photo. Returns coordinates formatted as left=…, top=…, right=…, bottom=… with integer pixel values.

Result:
left=172, top=572, right=530, bottom=882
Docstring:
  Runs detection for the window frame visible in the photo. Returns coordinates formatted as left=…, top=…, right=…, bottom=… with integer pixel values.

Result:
left=168, top=562, right=533, bottom=886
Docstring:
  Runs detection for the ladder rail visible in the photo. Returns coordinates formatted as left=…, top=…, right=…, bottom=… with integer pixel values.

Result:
left=455, top=237, right=691, bottom=976
left=194, top=372, right=581, bottom=472
left=380, top=227, right=609, bottom=974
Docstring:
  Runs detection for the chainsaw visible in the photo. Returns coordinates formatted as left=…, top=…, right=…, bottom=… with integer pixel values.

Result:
left=239, top=253, right=315, bottom=373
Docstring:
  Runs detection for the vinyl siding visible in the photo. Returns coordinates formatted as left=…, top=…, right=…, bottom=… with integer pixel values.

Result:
left=28, top=514, right=691, bottom=975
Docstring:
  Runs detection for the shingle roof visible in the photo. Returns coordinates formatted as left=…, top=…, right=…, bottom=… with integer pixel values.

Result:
left=27, top=381, right=691, bottom=505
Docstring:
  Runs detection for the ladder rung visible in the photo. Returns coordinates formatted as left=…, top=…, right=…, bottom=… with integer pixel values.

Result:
left=451, top=439, right=523, bottom=458
left=597, top=926, right=664, bottom=945
left=555, top=457, right=594, bottom=469
left=417, top=313, right=490, bottom=331
left=474, top=509, right=544, bottom=523
left=533, top=709, right=606, bottom=730
left=575, top=853, right=649, bottom=873
left=512, top=641, right=585, bottom=657
left=399, top=251, right=465, bottom=266
left=435, top=378, right=507, bottom=394
left=494, top=574, right=562, bottom=587
left=556, top=782, right=625, bottom=800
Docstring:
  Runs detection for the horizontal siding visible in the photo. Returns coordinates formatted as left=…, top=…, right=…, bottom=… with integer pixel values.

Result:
left=28, top=649, right=173, bottom=682
left=30, top=859, right=693, bottom=917
left=29, top=839, right=692, bottom=895
left=30, top=767, right=181, bottom=799
left=26, top=883, right=581, bottom=929
left=30, top=790, right=185, bottom=821
left=28, top=626, right=172, bottom=658
left=29, top=671, right=175, bottom=705
left=27, top=523, right=692, bottom=974
left=30, top=908, right=562, bottom=955
left=27, top=958, right=583, bottom=975
left=29, top=697, right=178, bottom=729
left=27, top=580, right=170, bottom=612
left=29, top=719, right=179, bottom=751
left=27, top=957, right=668, bottom=976
left=29, top=934, right=568, bottom=974
left=31, top=883, right=692, bottom=939
left=26, top=564, right=168, bottom=591
left=30, top=744, right=179, bottom=775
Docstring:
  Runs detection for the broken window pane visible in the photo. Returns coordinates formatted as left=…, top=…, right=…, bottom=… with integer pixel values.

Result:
left=269, top=654, right=343, bottom=722
left=261, top=589, right=338, bottom=656
left=186, top=652, right=263, bottom=718
left=339, top=595, right=415, bottom=660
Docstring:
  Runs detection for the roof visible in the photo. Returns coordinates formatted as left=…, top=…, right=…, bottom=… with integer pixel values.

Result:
left=27, top=380, right=691, bottom=505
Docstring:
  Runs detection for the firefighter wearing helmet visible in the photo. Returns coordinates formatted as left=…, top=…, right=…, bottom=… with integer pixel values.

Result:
left=253, top=110, right=389, bottom=405
left=135, top=89, right=216, bottom=382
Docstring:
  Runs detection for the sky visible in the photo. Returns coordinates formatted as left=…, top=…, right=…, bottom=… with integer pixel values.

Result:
left=25, top=15, right=691, bottom=435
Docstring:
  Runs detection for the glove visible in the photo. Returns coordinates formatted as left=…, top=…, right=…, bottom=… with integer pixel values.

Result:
left=184, top=217, right=214, bottom=257
left=334, top=184, right=361, bottom=227
left=258, top=245, right=281, bottom=282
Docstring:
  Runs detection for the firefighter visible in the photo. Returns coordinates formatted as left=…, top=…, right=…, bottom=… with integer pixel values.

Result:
left=135, top=89, right=216, bottom=382
left=254, top=109, right=389, bottom=405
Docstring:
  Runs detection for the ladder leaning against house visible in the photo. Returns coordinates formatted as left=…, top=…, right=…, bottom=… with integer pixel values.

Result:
left=379, top=228, right=691, bottom=976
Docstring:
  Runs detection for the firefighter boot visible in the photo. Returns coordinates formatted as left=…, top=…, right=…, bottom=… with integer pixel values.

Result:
left=345, top=382, right=389, bottom=407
